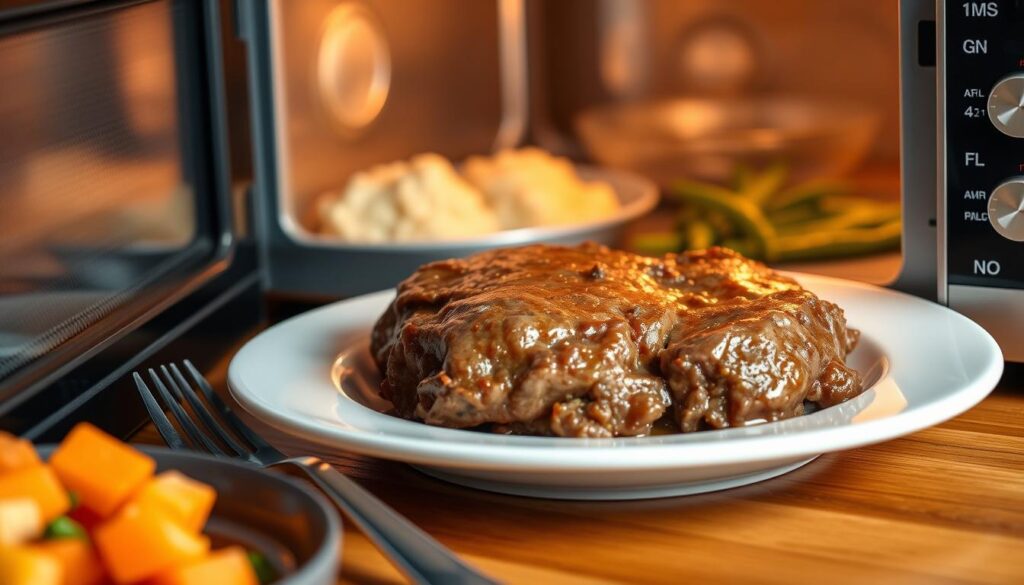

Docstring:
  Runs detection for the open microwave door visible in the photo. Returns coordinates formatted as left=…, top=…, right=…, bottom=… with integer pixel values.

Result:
left=0, top=0, right=260, bottom=440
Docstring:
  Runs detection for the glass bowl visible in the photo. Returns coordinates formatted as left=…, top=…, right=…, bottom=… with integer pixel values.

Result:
left=576, top=97, right=880, bottom=187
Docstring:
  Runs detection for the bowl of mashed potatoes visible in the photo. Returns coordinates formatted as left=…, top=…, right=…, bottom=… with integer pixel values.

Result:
left=311, top=148, right=656, bottom=246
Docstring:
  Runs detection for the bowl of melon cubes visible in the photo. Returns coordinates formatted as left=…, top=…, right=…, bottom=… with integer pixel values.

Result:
left=0, top=423, right=340, bottom=585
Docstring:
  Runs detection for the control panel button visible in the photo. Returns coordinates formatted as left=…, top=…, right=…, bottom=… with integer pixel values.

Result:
left=988, top=178, right=1024, bottom=241
left=988, top=75, right=1024, bottom=138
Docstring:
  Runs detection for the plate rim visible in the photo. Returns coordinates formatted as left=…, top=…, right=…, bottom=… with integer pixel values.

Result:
left=228, top=276, right=1004, bottom=472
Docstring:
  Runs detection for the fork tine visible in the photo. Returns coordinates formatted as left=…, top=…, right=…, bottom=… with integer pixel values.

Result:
left=167, top=364, right=251, bottom=458
left=148, top=368, right=226, bottom=456
left=183, top=360, right=276, bottom=453
left=133, top=372, right=188, bottom=450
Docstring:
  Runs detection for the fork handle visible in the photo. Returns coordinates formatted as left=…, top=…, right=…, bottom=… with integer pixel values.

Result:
left=282, top=457, right=500, bottom=585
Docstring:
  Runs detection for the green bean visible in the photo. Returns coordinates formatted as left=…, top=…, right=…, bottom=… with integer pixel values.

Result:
left=648, top=166, right=901, bottom=262
left=773, top=220, right=901, bottom=262
left=777, top=202, right=900, bottom=235
left=766, top=179, right=849, bottom=211
left=631, top=231, right=684, bottom=255
left=684, top=220, right=716, bottom=250
left=766, top=201, right=822, bottom=227
left=669, top=180, right=777, bottom=258
left=739, top=162, right=788, bottom=204
left=697, top=209, right=736, bottom=239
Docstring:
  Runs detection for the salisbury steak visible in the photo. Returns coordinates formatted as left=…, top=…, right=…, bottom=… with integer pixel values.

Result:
left=370, top=244, right=863, bottom=437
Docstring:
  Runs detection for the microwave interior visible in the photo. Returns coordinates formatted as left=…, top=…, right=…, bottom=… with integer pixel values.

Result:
left=237, top=0, right=911, bottom=296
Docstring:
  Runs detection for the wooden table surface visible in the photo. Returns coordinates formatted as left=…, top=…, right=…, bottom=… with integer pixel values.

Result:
left=135, top=348, right=1024, bottom=585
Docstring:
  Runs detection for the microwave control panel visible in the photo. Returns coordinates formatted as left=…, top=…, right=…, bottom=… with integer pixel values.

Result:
left=944, top=0, right=1024, bottom=289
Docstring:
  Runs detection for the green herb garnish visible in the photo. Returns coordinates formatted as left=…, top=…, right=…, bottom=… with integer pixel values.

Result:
left=44, top=516, right=87, bottom=540
left=247, top=550, right=277, bottom=585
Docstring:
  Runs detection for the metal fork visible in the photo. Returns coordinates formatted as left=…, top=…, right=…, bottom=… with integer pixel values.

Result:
left=133, top=361, right=498, bottom=585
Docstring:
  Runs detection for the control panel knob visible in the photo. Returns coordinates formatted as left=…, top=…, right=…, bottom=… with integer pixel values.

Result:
left=988, top=179, right=1024, bottom=242
left=988, top=75, right=1024, bottom=138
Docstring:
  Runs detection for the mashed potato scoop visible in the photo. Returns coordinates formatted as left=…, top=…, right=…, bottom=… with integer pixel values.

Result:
left=316, top=149, right=620, bottom=243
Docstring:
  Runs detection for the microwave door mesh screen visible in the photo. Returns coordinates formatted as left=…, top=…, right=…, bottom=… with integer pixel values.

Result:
left=0, top=1, right=204, bottom=382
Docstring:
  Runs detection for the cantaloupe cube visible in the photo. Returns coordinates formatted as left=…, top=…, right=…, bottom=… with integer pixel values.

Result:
left=133, top=471, right=216, bottom=533
left=0, top=498, right=43, bottom=545
left=0, top=546, right=62, bottom=585
left=0, top=465, right=70, bottom=522
left=33, top=538, right=107, bottom=585
left=153, top=546, right=259, bottom=585
left=49, top=423, right=155, bottom=517
left=0, top=432, right=41, bottom=473
left=93, top=504, right=210, bottom=584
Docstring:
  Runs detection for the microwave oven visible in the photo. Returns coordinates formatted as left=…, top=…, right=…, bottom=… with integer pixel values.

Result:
left=909, top=0, right=1024, bottom=363
left=0, top=0, right=1020, bottom=441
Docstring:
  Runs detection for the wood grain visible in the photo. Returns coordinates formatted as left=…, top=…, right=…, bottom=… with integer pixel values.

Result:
left=134, top=354, right=1024, bottom=585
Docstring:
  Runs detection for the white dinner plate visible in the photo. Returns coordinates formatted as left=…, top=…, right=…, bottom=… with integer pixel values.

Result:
left=228, top=275, right=1004, bottom=500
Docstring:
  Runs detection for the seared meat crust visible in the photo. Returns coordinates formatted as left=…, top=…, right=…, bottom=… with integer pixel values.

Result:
left=370, top=244, right=862, bottom=437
